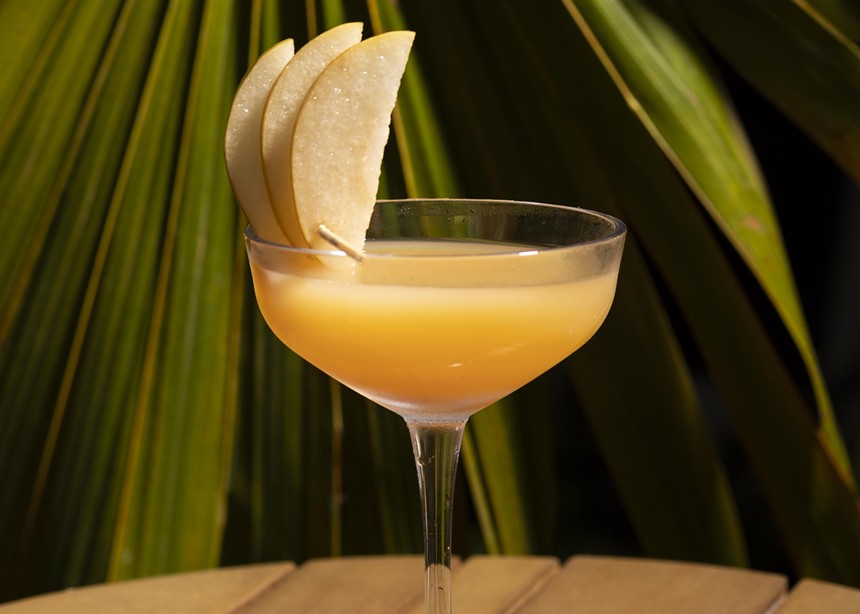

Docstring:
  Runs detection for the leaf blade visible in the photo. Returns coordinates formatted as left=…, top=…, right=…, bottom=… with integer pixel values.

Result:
left=565, top=0, right=851, bottom=477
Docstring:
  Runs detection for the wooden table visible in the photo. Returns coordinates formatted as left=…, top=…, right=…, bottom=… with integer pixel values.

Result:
left=2, top=555, right=859, bottom=612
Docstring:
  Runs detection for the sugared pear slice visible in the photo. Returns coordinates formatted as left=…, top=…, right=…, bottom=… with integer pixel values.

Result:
left=261, top=22, right=364, bottom=247
left=224, top=39, right=294, bottom=243
left=290, top=31, right=415, bottom=252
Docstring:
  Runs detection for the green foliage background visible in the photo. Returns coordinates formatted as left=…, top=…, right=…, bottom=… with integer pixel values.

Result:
left=1, top=0, right=859, bottom=601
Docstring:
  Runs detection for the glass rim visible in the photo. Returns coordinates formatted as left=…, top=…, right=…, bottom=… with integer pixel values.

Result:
left=244, top=197, right=627, bottom=259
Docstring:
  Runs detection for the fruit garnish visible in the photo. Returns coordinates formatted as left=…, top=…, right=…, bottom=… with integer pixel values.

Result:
left=224, top=39, right=294, bottom=243
left=225, top=26, right=414, bottom=260
left=261, top=22, right=364, bottom=248
left=289, top=31, right=415, bottom=253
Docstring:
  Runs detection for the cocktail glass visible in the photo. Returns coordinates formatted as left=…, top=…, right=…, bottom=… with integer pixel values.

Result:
left=245, top=198, right=626, bottom=613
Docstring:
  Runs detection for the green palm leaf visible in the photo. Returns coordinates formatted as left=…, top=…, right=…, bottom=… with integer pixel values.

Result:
left=570, top=240, right=748, bottom=565
left=565, top=0, right=850, bottom=476
left=462, top=382, right=561, bottom=557
left=800, top=0, right=860, bottom=40
left=0, top=0, right=67, bottom=124
left=680, top=0, right=860, bottom=183
left=0, top=0, right=126, bottom=338
left=109, top=0, right=241, bottom=578
left=554, top=0, right=860, bottom=580
left=0, top=0, right=172, bottom=596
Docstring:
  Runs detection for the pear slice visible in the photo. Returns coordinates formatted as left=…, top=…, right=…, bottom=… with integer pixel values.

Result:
left=224, top=39, right=294, bottom=243
left=290, top=31, right=415, bottom=252
left=261, top=22, right=364, bottom=247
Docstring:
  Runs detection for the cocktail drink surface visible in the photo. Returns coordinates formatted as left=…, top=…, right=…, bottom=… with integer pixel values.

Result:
left=245, top=198, right=626, bottom=613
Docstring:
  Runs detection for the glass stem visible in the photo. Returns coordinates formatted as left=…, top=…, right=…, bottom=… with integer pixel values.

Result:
left=407, top=418, right=466, bottom=614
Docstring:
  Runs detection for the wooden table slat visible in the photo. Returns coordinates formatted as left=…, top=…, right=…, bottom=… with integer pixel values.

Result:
left=229, top=555, right=425, bottom=613
left=3, top=555, right=860, bottom=612
left=0, top=563, right=294, bottom=614
left=774, top=578, right=860, bottom=613
left=517, top=556, right=787, bottom=614
left=403, top=555, right=559, bottom=614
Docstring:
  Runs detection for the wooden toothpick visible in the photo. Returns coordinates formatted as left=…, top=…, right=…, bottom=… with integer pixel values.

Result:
left=317, top=224, right=365, bottom=263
